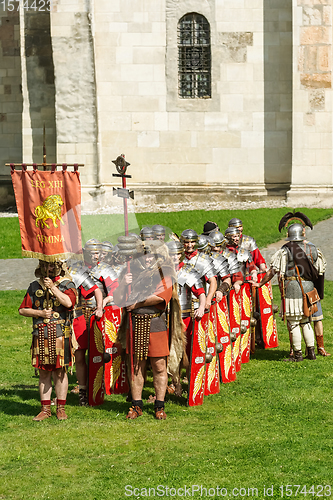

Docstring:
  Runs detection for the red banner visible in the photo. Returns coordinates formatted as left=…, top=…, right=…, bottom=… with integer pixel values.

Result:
left=11, top=169, right=81, bottom=261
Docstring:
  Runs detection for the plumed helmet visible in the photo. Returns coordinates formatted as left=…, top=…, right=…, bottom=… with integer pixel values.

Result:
left=166, top=240, right=183, bottom=254
left=202, top=221, right=219, bottom=235
left=181, top=229, right=198, bottom=242
left=140, top=226, right=154, bottom=240
left=210, top=230, right=226, bottom=247
left=285, top=223, right=305, bottom=242
left=197, top=235, right=210, bottom=251
left=152, top=224, right=165, bottom=236
left=228, top=218, right=243, bottom=228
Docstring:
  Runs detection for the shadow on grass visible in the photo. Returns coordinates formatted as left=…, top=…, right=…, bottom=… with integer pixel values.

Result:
left=250, top=348, right=290, bottom=361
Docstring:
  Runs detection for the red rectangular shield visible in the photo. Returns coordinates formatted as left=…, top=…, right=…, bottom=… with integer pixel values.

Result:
left=257, top=273, right=279, bottom=349
left=240, top=283, right=252, bottom=364
left=204, top=303, right=220, bottom=396
left=228, top=289, right=242, bottom=372
left=216, top=296, right=236, bottom=383
left=187, top=312, right=209, bottom=407
left=87, top=314, right=105, bottom=407
left=103, top=305, right=129, bottom=395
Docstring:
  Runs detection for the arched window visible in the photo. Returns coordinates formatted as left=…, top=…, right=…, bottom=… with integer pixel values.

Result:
left=178, top=13, right=211, bottom=99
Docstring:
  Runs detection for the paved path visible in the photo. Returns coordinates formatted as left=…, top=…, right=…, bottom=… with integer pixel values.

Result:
left=1, top=217, right=333, bottom=290
left=261, top=217, right=333, bottom=281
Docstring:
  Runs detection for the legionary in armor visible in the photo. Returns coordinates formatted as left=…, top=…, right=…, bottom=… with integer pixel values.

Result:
left=140, top=226, right=154, bottom=241
left=152, top=224, right=166, bottom=241
left=168, top=238, right=206, bottom=378
left=225, top=226, right=258, bottom=288
left=278, top=212, right=329, bottom=357
left=68, top=239, right=119, bottom=405
left=228, top=218, right=267, bottom=273
left=19, top=260, right=77, bottom=421
left=207, top=231, right=233, bottom=301
left=255, top=223, right=325, bottom=361
left=114, top=240, right=176, bottom=420
left=179, top=229, right=216, bottom=360
left=181, top=229, right=217, bottom=310
left=99, top=241, right=113, bottom=264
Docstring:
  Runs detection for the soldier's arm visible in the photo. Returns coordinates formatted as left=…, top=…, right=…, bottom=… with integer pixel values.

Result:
left=194, top=293, right=206, bottom=320
left=19, top=307, right=52, bottom=319
left=94, top=288, right=103, bottom=320
left=205, top=276, right=217, bottom=309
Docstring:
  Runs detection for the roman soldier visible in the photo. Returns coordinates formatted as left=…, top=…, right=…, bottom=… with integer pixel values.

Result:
left=99, top=241, right=114, bottom=264
left=114, top=240, right=176, bottom=419
left=255, top=223, right=325, bottom=361
left=179, top=229, right=216, bottom=360
left=140, top=226, right=154, bottom=241
left=278, top=211, right=329, bottom=357
left=224, top=227, right=258, bottom=285
left=166, top=239, right=206, bottom=390
left=152, top=224, right=166, bottom=241
left=228, top=218, right=267, bottom=272
left=19, top=260, right=77, bottom=421
left=68, top=239, right=118, bottom=405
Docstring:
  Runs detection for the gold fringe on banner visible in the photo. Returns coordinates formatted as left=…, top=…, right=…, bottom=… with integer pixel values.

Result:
left=22, top=250, right=83, bottom=262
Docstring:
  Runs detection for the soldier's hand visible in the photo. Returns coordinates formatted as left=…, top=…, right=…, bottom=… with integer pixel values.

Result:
left=215, top=291, right=223, bottom=303
left=94, top=307, right=103, bottom=320
left=234, top=283, right=240, bottom=294
left=194, top=306, right=205, bottom=320
left=43, top=277, right=55, bottom=290
left=205, top=299, right=211, bottom=310
left=251, top=272, right=258, bottom=283
left=41, top=308, right=52, bottom=319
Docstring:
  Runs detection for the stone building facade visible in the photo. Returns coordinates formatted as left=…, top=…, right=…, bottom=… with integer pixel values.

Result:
left=0, top=0, right=332, bottom=209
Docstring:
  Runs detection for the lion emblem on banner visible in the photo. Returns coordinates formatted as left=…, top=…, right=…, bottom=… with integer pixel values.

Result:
left=35, top=195, right=65, bottom=229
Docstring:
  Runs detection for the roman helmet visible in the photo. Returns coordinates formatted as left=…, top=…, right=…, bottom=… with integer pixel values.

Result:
left=140, top=226, right=154, bottom=241
left=166, top=240, right=183, bottom=255
left=197, top=234, right=210, bottom=252
left=228, top=218, right=242, bottom=228
left=210, top=230, right=226, bottom=248
left=83, top=239, right=101, bottom=266
left=99, top=241, right=113, bottom=263
left=152, top=224, right=166, bottom=240
left=180, top=229, right=198, bottom=242
left=285, top=223, right=305, bottom=242
left=224, top=226, right=240, bottom=244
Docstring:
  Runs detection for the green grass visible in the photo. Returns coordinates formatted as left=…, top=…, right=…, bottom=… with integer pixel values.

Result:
left=1, top=207, right=333, bottom=259
left=1, top=287, right=333, bottom=499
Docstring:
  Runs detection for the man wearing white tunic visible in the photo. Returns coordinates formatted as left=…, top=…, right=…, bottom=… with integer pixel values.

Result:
left=253, top=223, right=325, bottom=361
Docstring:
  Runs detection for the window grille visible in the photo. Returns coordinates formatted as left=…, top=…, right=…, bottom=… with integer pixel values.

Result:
left=178, top=13, right=211, bottom=99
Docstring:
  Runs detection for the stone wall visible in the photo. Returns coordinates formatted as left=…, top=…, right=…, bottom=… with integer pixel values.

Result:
left=287, top=0, right=333, bottom=207
left=0, top=8, right=22, bottom=206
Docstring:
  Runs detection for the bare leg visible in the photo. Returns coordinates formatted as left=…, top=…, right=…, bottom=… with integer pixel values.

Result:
left=74, top=349, right=87, bottom=386
left=39, top=369, right=53, bottom=401
left=53, top=368, right=68, bottom=400
left=130, top=359, right=147, bottom=401
left=150, top=356, right=168, bottom=401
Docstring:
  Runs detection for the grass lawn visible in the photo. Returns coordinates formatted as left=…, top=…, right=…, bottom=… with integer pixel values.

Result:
left=1, top=286, right=333, bottom=500
left=1, top=207, right=333, bottom=259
